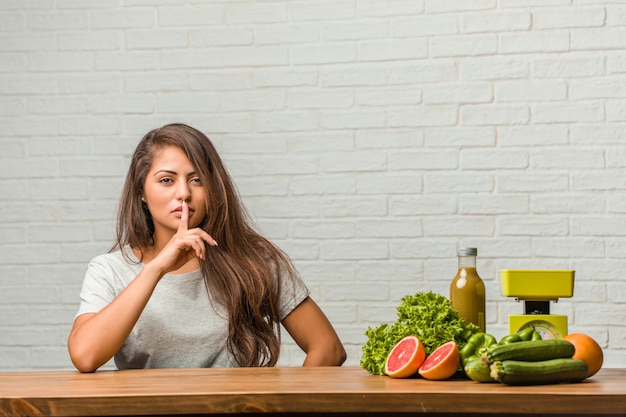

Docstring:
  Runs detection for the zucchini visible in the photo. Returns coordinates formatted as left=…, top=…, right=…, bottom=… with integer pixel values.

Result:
left=482, top=339, right=574, bottom=365
left=490, top=358, right=588, bottom=385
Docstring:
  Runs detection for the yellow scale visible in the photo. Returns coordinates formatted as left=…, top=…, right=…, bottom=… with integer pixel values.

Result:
left=499, top=270, right=575, bottom=339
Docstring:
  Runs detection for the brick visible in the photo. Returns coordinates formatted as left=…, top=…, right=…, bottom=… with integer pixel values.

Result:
left=389, top=105, right=457, bottom=127
left=90, top=9, right=155, bottom=29
left=293, top=44, right=357, bottom=65
left=426, top=0, right=496, bottom=13
left=322, top=110, right=386, bottom=129
left=461, top=11, right=531, bottom=33
left=0, top=139, right=26, bottom=157
left=26, top=11, right=89, bottom=30
left=256, top=111, right=317, bottom=132
left=573, top=171, right=626, bottom=191
left=534, top=54, right=606, bottom=78
left=424, top=83, right=492, bottom=104
left=572, top=28, right=626, bottom=51
left=393, top=15, right=457, bottom=37
left=390, top=195, right=457, bottom=215
left=390, top=149, right=458, bottom=170
left=532, top=194, right=606, bottom=214
left=498, top=174, right=568, bottom=192
left=291, top=89, right=353, bottom=109
left=460, top=149, right=529, bottom=170
left=390, top=60, right=458, bottom=84
left=533, top=7, right=605, bottom=29
left=255, top=68, right=317, bottom=87
left=322, top=197, right=387, bottom=218
left=499, top=216, right=569, bottom=236
left=571, top=77, right=626, bottom=99
left=96, top=51, right=158, bottom=70
left=461, top=57, right=529, bottom=81
left=424, top=172, right=494, bottom=193
left=91, top=95, right=154, bottom=114
left=498, top=126, right=568, bottom=146
left=462, top=104, right=529, bottom=125
left=357, top=130, right=424, bottom=149
left=461, top=194, right=529, bottom=214
left=532, top=149, right=605, bottom=169
left=58, top=31, right=120, bottom=50
left=500, top=32, right=570, bottom=54
left=324, top=22, right=387, bottom=41
left=357, top=173, right=423, bottom=195
left=320, top=151, right=386, bottom=173
left=225, top=3, right=288, bottom=24
left=190, top=71, right=253, bottom=91
left=356, top=220, right=423, bottom=238
left=158, top=6, right=222, bottom=26
left=359, top=39, right=428, bottom=61
left=256, top=24, right=319, bottom=44
left=431, top=34, right=498, bottom=57
left=0, top=33, right=56, bottom=52
left=291, top=1, right=355, bottom=21
left=290, top=175, right=356, bottom=196
left=571, top=124, right=626, bottom=144
left=496, top=80, right=567, bottom=102
left=293, top=221, right=355, bottom=240
left=322, top=66, right=389, bottom=87
left=359, top=0, right=424, bottom=17
left=572, top=218, right=626, bottom=237
left=531, top=102, right=604, bottom=123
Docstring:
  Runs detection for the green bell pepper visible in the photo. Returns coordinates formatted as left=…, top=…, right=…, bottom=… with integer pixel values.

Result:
left=461, top=332, right=498, bottom=383
left=460, top=332, right=498, bottom=366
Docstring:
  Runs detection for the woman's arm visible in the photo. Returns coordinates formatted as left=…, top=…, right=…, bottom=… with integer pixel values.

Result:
left=281, top=297, right=346, bottom=366
left=67, top=262, right=164, bottom=373
left=68, top=202, right=217, bottom=372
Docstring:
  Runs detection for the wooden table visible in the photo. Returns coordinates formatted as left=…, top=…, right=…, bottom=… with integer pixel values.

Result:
left=1, top=367, right=624, bottom=417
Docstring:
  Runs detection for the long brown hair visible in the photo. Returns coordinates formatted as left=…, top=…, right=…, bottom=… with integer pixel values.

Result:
left=112, top=123, right=299, bottom=367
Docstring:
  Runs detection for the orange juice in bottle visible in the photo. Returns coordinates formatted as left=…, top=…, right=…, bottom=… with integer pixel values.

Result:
left=450, top=247, right=486, bottom=331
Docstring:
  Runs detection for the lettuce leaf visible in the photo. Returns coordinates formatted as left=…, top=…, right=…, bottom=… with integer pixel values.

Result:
left=360, top=291, right=479, bottom=375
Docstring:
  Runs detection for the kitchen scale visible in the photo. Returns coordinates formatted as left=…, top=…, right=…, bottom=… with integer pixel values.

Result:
left=499, top=270, right=575, bottom=339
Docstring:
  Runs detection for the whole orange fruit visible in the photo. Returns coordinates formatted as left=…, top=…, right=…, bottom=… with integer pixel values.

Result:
left=563, top=333, right=604, bottom=377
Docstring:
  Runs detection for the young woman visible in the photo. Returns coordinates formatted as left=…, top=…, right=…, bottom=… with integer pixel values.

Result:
left=68, top=123, right=346, bottom=372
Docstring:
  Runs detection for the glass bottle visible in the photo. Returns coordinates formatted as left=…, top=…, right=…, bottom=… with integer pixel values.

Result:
left=450, top=247, right=486, bottom=331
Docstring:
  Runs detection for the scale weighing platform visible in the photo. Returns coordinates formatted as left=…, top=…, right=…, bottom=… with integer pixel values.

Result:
left=499, top=269, right=575, bottom=339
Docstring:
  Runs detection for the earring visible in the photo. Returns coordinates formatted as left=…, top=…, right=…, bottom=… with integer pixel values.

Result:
left=141, top=197, right=146, bottom=202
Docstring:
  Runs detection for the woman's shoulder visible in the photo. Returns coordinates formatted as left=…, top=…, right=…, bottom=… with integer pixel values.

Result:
left=88, top=246, right=141, bottom=273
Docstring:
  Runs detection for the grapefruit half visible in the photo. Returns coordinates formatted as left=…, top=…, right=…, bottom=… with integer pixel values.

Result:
left=384, top=335, right=426, bottom=378
left=418, top=341, right=460, bottom=381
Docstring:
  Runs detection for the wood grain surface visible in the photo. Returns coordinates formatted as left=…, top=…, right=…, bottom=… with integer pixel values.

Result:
left=1, top=366, right=625, bottom=416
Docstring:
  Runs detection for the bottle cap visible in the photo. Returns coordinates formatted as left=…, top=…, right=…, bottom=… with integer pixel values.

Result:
left=457, top=247, right=477, bottom=256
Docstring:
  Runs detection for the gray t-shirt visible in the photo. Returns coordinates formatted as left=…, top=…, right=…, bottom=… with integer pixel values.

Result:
left=76, top=246, right=310, bottom=369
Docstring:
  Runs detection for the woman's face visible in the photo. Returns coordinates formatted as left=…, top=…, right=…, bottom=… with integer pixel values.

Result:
left=142, top=145, right=208, bottom=238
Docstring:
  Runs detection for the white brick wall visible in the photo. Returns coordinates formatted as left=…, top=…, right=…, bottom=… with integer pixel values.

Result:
left=1, top=1, right=625, bottom=371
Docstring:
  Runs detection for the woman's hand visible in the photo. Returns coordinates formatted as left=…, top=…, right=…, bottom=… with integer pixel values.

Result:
left=149, top=201, right=218, bottom=276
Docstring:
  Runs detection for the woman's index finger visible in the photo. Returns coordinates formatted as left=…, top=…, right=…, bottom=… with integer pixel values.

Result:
left=178, top=200, right=189, bottom=232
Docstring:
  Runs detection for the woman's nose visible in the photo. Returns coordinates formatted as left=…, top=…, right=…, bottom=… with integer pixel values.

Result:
left=177, top=182, right=191, bottom=201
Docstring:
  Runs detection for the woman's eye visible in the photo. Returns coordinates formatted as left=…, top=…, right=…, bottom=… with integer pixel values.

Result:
left=158, top=178, right=173, bottom=184
left=190, top=177, right=202, bottom=184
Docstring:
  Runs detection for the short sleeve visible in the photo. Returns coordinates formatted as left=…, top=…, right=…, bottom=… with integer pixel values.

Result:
left=277, top=266, right=310, bottom=321
left=75, top=256, right=119, bottom=317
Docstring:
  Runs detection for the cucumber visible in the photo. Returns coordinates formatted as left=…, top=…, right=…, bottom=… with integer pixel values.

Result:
left=483, top=339, right=574, bottom=365
left=490, top=358, right=588, bottom=385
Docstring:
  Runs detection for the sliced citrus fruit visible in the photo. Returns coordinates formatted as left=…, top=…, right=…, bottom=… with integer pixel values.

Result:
left=563, top=333, right=604, bottom=377
left=384, top=335, right=426, bottom=378
left=418, top=340, right=460, bottom=381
